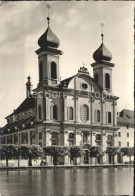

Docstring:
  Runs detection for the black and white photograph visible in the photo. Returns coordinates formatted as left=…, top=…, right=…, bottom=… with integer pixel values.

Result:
left=0, top=1, right=134, bottom=196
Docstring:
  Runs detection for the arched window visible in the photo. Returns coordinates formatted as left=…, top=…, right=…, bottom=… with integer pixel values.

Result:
left=69, top=132, right=74, bottom=146
left=97, top=110, right=100, bottom=122
left=38, top=105, right=42, bottom=120
left=105, top=73, right=110, bottom=89
left=39, top=62, right=43, bottom=81
left=52, top=132, right=58, bottom=145
left=81, top=105, right=89, bottom=122
left=51, top=62, right=57, bottom=79
left=69, top=107, right=73, bottom=120
left=108, top=112, right=112, bottom=123
left=94, top=73, right=98, bottom=84
left=53, top=105, right=57, bottom=120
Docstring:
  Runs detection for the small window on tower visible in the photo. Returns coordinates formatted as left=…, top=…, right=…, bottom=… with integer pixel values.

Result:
left=51, top=62, right=57, bottom=79
left=105, top=73, right=110, bottom=89
left=94, top=73, right=98, bottom=84
left=38, top=105, right=42, bottom=120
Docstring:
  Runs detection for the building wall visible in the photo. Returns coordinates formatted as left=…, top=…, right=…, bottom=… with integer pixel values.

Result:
left=115, top=125, right=134, bottom=147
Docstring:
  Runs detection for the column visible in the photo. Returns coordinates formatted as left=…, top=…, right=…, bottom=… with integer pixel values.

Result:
left=42, top=130, right=46, bottom=147
left=90, top=98, right=95, bottom=124
left=64, top=96, right=67, bottom=121
left=75, top=97, right=79, bottom=123
left=101, top=99, right=106, bottom=125
left=91, top=132, right=96, bottom=146
left=46, top=96, right=50, bottom=121
left=87, top=132, right=91, bottom=144
left=46, top=129, right=51, bottom=146
left=113, top=102, right=117, bottom=126
left=42, top=88, right=46, bottom=121
left=64, top=131, right=68, bottom=146
left=102, top=130, right=107, bottom=164
left=76, top=131, right=81, bottom=146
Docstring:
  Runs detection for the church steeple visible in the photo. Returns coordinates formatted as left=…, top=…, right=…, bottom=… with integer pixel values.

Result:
left=26, top=75, right=32, bottom=98
left=35, top=5, right=63, bottom=87
left=93, top=24, right=112, bottom=62
left=91, top=24, right=115, bottom=92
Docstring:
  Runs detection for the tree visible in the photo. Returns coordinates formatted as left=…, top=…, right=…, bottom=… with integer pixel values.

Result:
left=43, top=146, right=69, bottom=166
left=0, top=144, right=17, bottom=167
left=20, top=144, right=43, bottom=166
left=69, top=146, right=84, bottom=165
left=89, top=146, right=104, bottom=165
left=120, top=147, right=134, bottom=164
left=106, top=147, right=119, bottom=165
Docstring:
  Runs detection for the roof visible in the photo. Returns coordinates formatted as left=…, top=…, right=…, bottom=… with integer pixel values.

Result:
left=38, top=26, right=60, bottom=49
left=1, top=115, right=35, bottom=135
left=117, top=109, right=134, bottom=127
left=14, top=95, right=35, bottom=114
left=93, top=42, right=112, bottom=62
left=60, top=71, right=101, bottom=92
left=5, top=94, right=36, bottom=119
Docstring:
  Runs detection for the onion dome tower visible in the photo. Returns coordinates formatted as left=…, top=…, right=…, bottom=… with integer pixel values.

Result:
left=35, top=5, right=63, bottom=87
left=91, top=24, right=115, bottom=92
left=26, top=75, right=32, bottom=97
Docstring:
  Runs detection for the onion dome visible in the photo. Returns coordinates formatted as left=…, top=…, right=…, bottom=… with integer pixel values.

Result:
left=93, top=33, right=112, bottom=62
left=38, top=17, right=60, bottom=49
left=93, top=43, right=112, bottom=62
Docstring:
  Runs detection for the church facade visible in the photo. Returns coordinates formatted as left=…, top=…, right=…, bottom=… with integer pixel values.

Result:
left=0, top=16, right=133, bottom=165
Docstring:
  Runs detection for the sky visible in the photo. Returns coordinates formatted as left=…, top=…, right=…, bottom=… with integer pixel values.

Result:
left=0, top=1, right=134, bottom=126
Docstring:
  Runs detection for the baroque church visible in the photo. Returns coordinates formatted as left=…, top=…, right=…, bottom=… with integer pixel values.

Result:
left=0, top=14, right=125, bottom=165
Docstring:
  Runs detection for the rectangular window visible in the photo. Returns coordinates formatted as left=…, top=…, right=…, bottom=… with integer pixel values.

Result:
left=127, top=142, right=129, bottom=147
left=118, top=141, right=121, bottom=147
left=39, top=132, right=42, bottom=140
left=127, top=133, right=129, bottom=137
left=118, top=132, right=121, bottom=137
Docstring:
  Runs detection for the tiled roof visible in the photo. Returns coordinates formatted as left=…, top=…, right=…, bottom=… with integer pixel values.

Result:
left=14, top=95, right=36, bottom=114
left=117, top=109, right=134, bottom=127
left=1, top=116, right=35, bottom=135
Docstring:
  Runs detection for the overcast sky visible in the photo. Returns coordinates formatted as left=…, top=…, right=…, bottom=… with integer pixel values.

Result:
left=0, top=1, right=134, bottom=126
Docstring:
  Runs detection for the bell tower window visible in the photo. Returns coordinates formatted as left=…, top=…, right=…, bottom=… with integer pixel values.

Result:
left=38, top=105, right=42, bottom=120
left=105, top=73, right=110, bottom=89
left=51, top=62, right=57, bottom=79
left=39, top=62, right=43, bottom=82
left=94, top=73, right=98, bottom=84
